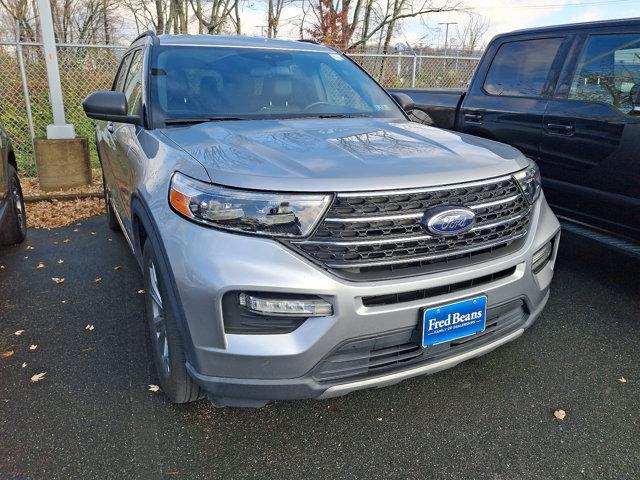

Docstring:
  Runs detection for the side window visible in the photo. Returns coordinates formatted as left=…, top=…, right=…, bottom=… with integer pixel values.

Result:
left=569, top=33, right=640, bottom=114
left=123, top=49, right=144, bottom=115
left=113, top=54, right=131, bottom=92
left=484, top=38, right=564, bottom=97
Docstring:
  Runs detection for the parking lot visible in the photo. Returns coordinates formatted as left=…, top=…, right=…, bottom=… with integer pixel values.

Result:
left=0, top=217, right=638, bottom=479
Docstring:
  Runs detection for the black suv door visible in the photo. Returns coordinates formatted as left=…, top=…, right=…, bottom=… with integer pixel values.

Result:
left=540, top=30, right=640, bottom=240
left=459, top=34, right=571, bottom=160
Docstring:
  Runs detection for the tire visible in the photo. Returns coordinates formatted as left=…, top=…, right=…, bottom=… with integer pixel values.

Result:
left=103, top=174, right=120, bottom=232
left=0, top=165, right=27, bottom=245
left=142, top=238, right=203, bottom=403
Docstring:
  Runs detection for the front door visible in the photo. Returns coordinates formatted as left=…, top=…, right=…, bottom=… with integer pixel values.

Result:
left=110, top=48, right=145, bottom=237
left=540, top=31, right=640, bottom=240
left=459, top=35, right=569, bottom=161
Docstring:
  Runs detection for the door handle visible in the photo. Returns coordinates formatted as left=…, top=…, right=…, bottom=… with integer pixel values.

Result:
left=546, top=123, right=574, bottom=135
left=464, top=113, right=483, bottom=122
left=107, top=122, right=115, bottom=134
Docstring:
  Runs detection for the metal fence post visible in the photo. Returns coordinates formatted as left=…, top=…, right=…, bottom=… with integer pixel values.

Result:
left=411, top=53, right=417, bottom=88
left=15, top=22, right=35, bottom=143
left=37, top=0, right=75, bottom=139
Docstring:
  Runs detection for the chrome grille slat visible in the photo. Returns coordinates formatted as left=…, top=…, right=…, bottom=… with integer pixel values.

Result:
left=288, top=176, right=532, bottom=278
left=303, top=209, right=529, bottom=247
left=323, top=231, right=528, bottom=269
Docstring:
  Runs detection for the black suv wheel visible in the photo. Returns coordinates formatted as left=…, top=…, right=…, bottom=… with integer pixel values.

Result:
left=0, top=165, right=26, bottom=245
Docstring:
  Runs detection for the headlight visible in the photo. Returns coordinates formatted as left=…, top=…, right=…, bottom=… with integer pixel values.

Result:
left=169, top=172, right=332, bottom=237
left=513, top=161, right=541, bottom=204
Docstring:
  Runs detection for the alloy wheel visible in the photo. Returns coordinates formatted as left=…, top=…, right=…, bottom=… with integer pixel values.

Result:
left=148, top=261, right=170, bottom=375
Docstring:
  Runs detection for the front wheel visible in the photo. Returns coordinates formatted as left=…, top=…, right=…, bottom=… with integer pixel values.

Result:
left=0, top=165, right=27, bottom=245
left=142, top=238, right=203, bottom=404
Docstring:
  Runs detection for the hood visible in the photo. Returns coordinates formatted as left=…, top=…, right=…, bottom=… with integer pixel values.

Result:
left=161, top=118, right=529, bottom=192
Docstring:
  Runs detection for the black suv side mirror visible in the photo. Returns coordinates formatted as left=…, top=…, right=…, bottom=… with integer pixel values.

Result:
left=390, top=92, right=415, bottom=112
left=83, top=91, right=140, bottom=124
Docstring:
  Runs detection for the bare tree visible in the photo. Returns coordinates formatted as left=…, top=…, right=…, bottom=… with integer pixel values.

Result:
left=455, top=12, right=489, bottom=54
left=189, top=0, right=238, bottom=34
left=307, top=0, right=463, bottom=51
left=0, top=0, right=39, bottom=41
left=121, top=0, right=170, bottom=34
left=267, top=0, right=295, bottom=37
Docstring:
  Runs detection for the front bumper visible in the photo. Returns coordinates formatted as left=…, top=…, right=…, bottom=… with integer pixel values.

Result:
left=157, top=193, right=560, bottom=405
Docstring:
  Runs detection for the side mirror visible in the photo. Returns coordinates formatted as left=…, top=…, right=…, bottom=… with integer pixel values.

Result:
left=390, top=92, right=415, bottom=112
left=82, top=91, right=140, bottom=124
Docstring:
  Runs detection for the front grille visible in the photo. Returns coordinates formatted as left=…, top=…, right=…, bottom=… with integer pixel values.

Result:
left=289, top=176, right=531, bottom=280
left=313, top=300, right=526, bottom=384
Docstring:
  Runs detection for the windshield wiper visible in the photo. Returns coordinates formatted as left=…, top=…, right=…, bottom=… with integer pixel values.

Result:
left=317, top=113, right=369, bottom=119
left=164, top=117, right=246, bottom=125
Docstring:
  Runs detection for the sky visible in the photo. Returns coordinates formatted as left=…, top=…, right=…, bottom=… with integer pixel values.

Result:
left=236, top=0, right=640, bottom=49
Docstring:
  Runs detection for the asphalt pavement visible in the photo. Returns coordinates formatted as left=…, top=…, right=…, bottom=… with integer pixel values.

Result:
left=1, top=216, right=639, bottom=480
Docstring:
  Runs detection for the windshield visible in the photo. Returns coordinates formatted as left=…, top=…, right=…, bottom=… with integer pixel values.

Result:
left=150, top=45, right=403, bottom=123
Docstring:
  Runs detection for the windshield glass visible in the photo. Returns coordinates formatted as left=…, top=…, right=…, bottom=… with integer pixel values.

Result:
left=150, top=45, right=403, bottom=122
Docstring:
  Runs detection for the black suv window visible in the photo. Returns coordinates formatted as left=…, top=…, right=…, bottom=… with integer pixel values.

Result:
left=484, top=37, right=563, bottom=97
left=569, top=33, right=640, bottom=114
left=123, top=50, right=144, bottom=115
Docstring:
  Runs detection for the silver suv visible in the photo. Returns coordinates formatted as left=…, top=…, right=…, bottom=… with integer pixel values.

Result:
left=83, top=33, right=560, bottom=407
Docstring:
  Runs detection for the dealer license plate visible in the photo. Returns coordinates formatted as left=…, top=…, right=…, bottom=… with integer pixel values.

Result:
left=422, top=296, right=487, bottom=348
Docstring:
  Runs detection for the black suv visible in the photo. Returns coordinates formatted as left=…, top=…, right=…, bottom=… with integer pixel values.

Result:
left=392, top=18, right=640, bottom=255
left=0, top=126, right=26, bottom=245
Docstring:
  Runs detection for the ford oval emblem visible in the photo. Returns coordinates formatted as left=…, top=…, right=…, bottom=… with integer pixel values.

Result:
left=423, top=207, right=476, bottom=235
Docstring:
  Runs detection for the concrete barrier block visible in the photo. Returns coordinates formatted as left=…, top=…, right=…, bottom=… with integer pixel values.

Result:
left=34, top=138, right=91, bottom=191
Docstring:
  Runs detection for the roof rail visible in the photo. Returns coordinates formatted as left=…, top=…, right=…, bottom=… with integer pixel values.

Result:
left=298, top=39, right=320, bottom=45
left=131, top=30, right=155, bottom=45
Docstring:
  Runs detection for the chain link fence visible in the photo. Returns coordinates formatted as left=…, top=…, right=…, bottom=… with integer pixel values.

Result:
left=0, top=41, right=479, bottom=176
left=0, top=41, right=125, bottom=176
left=348, top=53, right=480, bottom=89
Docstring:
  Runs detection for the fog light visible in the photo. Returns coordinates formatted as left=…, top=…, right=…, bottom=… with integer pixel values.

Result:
left=238, top=293, right=333, bottom=317
left=532, top=241, right=553, bottom=273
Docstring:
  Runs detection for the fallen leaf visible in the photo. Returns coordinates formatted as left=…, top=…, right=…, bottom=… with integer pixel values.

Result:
left=148, top=384, right=160, bottom=392
left=138, top=289, right=145, bottom=294
left=61, top=300, right=67, bottom=304
left=73, top=229, right=78, bottom=232
left=57, top=259, right=64, bottom=264
left=14, top=330, right=25, bottom=336
left=36, top=262, right=45, bottom=269
left=85, top=324, right=94, bottom=331
left=25, top=245, right=34, bottom=250
left=30, top=372, right=46, bottom=383
left=94, top=277, right=102, bottom=284
left=29, top=344, right=38, bottom=351
left=0, top=265, right=5, bottom=269
left=21, top=362, right=27, bottom=368
left=2, top=351, right=14, bottom=358
left=53, top=241, right=59, bottom=245
left=63, top=239, right=70, bottom=243
left=51, top=277, right=65, bottom=284
left=554, top=409, right=566, bottom=421
left=618, top=377, right=627, bottom=384
left=113, top=266, right=122, bottom=271
left=91, top=232, right=96, bottom=235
